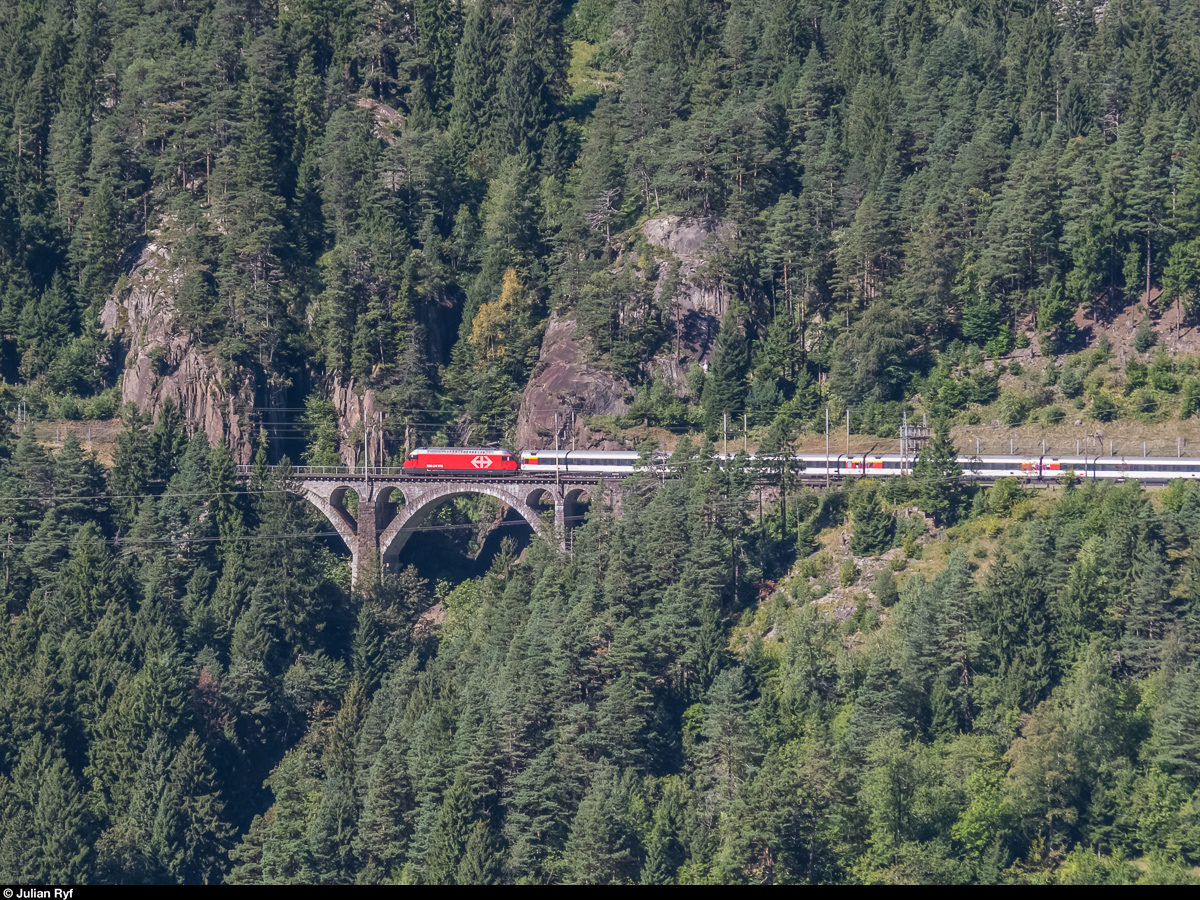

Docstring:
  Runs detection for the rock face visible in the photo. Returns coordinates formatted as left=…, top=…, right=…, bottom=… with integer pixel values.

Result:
left=640, top=214, right=729, bottom=385
left=513, top=315, right=631, bottom=451
left=513, top=214, right=728, bottom=450
left=101, top=235, right=258, bottom=462
left=328, top=374, right=387, bottom=467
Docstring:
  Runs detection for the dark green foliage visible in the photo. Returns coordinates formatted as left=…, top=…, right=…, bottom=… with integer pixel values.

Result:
left=873, top=568, right=898, bottom=608
left=829, top=303, right=917, bottom=407
left=913, top=423, right=963, bottom=525
left=700, top=315, right=749, bottom=433
left=849, top=481, right=893, bottom=556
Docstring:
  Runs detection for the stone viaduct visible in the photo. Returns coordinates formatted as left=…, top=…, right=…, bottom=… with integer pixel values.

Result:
left=240, top=467, right=600, bottom=582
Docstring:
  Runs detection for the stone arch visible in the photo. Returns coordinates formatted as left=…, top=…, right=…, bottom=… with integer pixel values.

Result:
left=378, top=483, right=555, bottom=565
left=328, top=486, right=359, bottom=528
left=562, top=487, right=592, bottom=530
left=302, top=483, right=360, bottom=554
left=525, top=486, right=556, bottom=508
left=525, top=486, right=558, bottom=526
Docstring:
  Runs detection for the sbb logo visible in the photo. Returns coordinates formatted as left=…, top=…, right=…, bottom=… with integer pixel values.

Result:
left=471, top=455, right=494, bottom=469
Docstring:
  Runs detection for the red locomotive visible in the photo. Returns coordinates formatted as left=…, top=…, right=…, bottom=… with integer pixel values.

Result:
left=402, top=447, right=520, bottom=474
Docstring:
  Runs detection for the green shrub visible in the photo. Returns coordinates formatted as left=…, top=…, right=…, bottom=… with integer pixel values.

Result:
left=1128, top=386, right=1163, bottom=422
left=997, top=388, right=1035, bottom=426
left=1182, top=377, right=1200, bottom=419
left=873, top=568, right=899, bottom=607
left=1092, top=391, right=1119, bottom=422
left=1150, top=353, right=1177, bottom=392
left=1042, top=405, right=1066, bottom=425
left=57, top=395, right=82, bottom=420
left=1059, top=366, right=1084, bottom=398
left=844, top=595, right=879, bottom=634
left=1134, top=320, right=1157, bottom=353
left=985, top=326, right=1015, bottom=360
left=987, top=477, right=1025, bottom=516
left=86, top=389, right=119, bottom=420
left=1125, top=358, right=1147, bottom=392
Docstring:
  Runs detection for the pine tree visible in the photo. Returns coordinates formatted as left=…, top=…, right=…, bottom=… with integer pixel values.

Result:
left=218, top=72, right=288, bottom=367
left=1153, top=661, right=1200, bottom=791
left=59, top=521, right=121, bottom=627
left=449, top=0, right=504, bottom=154
left=355, top=737, right=415, bottom=880
left=30, top=754, right=95, bottom=882
left=913, top=420, right=963, bottom=525
left=153, top=732, right=234, bottom=884
left=563, top=764, right=639, bottom=885
left=150, top=397, right=187, bottom=484
left=423, top=769, right=473, bottom=884
left=1121, top=540, right=1172, bottom=676
left=701, top=315, right=750, bottom=434
left=700, top=668, right=757, bottom=815
left=640, top=776, right=688, bottom=884
left=307, top=771, right=358, bottom=883
left=849, top=481, right=893, bottom=556
left=18, top=273, right=73, bottom=377
left=498, top=0, right=568, bottom=157
left=456, top=820, right=500, bottom=885
left=415, top=0, right=460, bottom=124
left=846, top=652, right=915, bottom=754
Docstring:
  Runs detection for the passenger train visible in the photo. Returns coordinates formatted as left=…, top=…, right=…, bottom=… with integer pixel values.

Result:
left=401, top=447, right=1200, bottom=484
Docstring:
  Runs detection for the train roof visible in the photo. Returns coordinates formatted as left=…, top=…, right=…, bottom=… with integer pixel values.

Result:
left=410, top=447, right=514, bottom=454
left=522, top=450, right=643, bottom=457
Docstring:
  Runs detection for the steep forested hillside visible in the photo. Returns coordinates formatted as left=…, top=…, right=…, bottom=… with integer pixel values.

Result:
left=3, top=422, right=1200, bottom=883
left=2, top=0, right=1200, bottom=885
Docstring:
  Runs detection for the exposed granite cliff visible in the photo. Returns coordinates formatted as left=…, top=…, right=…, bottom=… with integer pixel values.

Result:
left=327, top=374, right=386, bottom=467
left=513, top=215, right=729, bottom=450
left=513, top=314, right=631, bottom=450
left=640, top=214, right=729, bottom=382
left=100, top=236, right=259, bottom=462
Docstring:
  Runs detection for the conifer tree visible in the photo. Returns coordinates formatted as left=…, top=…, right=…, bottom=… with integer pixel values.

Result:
left=456, top=820, right=500, bottom=885
left=424, top=769, right=473, bottom=884
left=641, top=777, right=688, bottom=884
left=849, top=481, right=893, bottom=556
left=563, top=764, right=639, bottom=885
left=1153, top=661, right=1200, bottom=791
left=847, top=652, right=916, bottom=755
left=701, top=315, right=750, bottom=434
left=913, top=421, right=962, bottom=525
left=1121, top=540, right=1172, bottom=676
left=450, top=0, right=504, bottom=153
left=499, top=0, right=568, bottom=157
left=153, top=731, right=234, bottom=884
